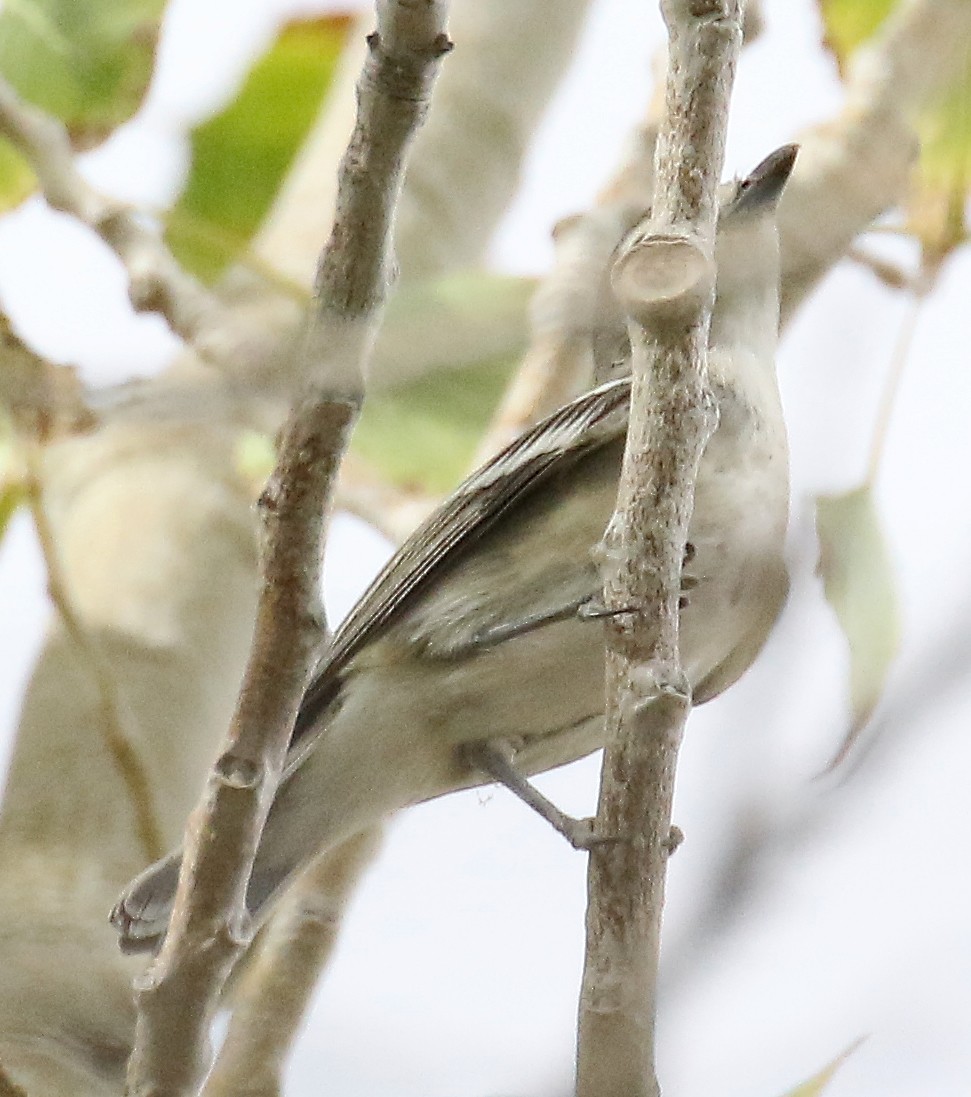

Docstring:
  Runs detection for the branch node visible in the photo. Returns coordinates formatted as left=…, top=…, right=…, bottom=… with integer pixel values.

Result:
left=611, top=230, right=715, bottom=325
left=214, top=752, right=262, bottom=791
left=664, top=825, right=685, bottom=855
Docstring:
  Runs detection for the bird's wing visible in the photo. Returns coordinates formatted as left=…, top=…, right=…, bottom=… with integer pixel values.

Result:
left=291, top=376, right=632, bottom=747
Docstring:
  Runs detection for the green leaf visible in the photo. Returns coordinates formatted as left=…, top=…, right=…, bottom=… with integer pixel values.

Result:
left=907, top=62, right=971, bottom=267
left=374, top=271, right=534, bottom=388
left=817, top=0, right=971, bottom=265
left=234, top=428, right=276, bottom=494
left=0, top=481, right=25, bottom=543
left=818, top=0, right=894, bottom=73
left=816, top=486, right=900, bottom=766
left=352, top=355, right=518, bottom=495
left=0, top=424, right=25, bottom=544
left=0, top=0, right=166, bottom=210
left=0, top=139, right=36, bottom=211
left=779, top=1038, right=866, bottom=1097
left=166, top=16, right=354, bottom=282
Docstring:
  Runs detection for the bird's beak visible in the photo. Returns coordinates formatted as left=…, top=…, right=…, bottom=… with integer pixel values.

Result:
left=731, top=144, right=799, bottom=213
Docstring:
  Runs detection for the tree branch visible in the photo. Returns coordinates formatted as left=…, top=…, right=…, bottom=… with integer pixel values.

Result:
left=777, top=0, right=971, bottom=322
left=124, top=5, right=451, bottom=1095
left=0, top=77, right=222, bottom=352
left=202, top=827, right=384, bottom=1097
left=473, top=2, right=767, bottom=465
left=575, top=2, right=741, bottom=1095
left=253, top=0, right=594, bottom=287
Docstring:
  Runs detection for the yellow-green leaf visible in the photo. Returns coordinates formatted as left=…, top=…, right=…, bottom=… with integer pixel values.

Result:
left=817, top=0, right=971, bottom=265
left=816, top=486, right=900, bottom=766
left=234, top=428, right=276, bottom=496
left=352, top=354, right=517, bottom=495
left=907, top=63, right=971, bottom=267
left=373, top=271, right=534, bottom=388
left=0, top=481, right=25, bottom=543
left=0, top=0, right=166, bottom=211
left=779, top=1038, right=866, bottom=1097
left=0, top=422, right=25, bottom=544
left=166, top=16, right=354, bottom=283
left=818, top=0, right=894, bottom=73
left=348, top=272, right=534, bottom=495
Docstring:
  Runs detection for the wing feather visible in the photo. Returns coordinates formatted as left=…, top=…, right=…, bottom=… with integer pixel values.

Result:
left=291, top=377, right=631, bottom=745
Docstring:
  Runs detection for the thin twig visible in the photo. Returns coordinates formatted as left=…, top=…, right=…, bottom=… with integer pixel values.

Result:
left=123, top=5, right=451, bottom=1095
left=865, top=280, right=928, bottom=485
left=0, top=76, right=221, bottom=352
left=575, top=2, right=741, bottom=1095
left=21, top=440, right=164, bottom=864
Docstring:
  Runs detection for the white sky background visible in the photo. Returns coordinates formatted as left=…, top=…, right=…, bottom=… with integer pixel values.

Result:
left=1, top=0, right=971, bottom=1095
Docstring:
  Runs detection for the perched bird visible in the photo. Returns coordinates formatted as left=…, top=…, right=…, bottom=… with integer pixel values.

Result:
left=112, top=145, right=797, bottom=954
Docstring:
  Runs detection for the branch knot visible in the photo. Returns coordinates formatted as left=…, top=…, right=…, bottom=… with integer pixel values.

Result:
left=610, top=227, right=715, bottom=326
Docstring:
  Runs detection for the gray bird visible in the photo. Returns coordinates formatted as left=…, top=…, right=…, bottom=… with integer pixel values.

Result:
left=112, top=145, right=797, bottom=954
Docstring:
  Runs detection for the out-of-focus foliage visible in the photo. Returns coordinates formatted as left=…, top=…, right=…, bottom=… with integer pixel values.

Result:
left=235, top=352, right=519, bottom=500
left=819, top=0, right=970, bottom=266
left=0, top=406, right=25, bottom=545
left=816, top=485, right=900, bottom=764
left=353, top=271, right=531, bottom=494
left=352, top=353, right=517, bottom=495
left=0, top=0, right=166, bottom=210
left=233, top=428, right=277, bottom=497
left=818, top=0, right=893, bottom=64
left=235, top=270, right=533, bottom=498
left=373, top=271, right=532, bottom=387
left=166, top=16, right=353, bottom=282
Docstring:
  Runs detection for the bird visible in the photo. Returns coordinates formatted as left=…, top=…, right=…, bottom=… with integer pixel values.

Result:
left=112, top=144, right=798, bottom=954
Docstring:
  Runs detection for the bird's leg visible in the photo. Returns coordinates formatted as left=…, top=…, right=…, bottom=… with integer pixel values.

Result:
left=581, top=541, right=699, bottom=618
left=462, top=739, right=603, bottom=851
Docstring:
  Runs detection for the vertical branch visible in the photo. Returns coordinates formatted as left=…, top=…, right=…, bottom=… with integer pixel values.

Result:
left=124, top=4, right=451, bottom=1096
left=575, top=3, right=742, bottom=1097
left=203, top=828, right=384, bottom=1097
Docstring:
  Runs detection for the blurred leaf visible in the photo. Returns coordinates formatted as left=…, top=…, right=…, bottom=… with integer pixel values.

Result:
left=0, top=0, right=166, bottom=210
left=0, top=481, right=26, bottom=543
left=779, top=1038, right=866, bottom=1096
left=352, top=355, right=517, bottom=495
left=234, top=428, right=276, bottom=495
left=906, top=63, right=971, bottom=269
left=352, top=271, right=533, bottom=495
left=374, top=271, right=534, bottom=387
left=818, top=0, right=894, bottom=72
left=166, top=16, right=354, bottom=282
left=817, top=0, right=970, bottom=266
left=0, top=423, right=25, bottom=545
left=816, top=486, right=900, bottom=766
left=0, top=140, right=37, bottom=210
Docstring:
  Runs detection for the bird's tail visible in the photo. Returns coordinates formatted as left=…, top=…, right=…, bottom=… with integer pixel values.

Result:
left=110, top=850, right=183, bottom=954
left=110, top=849, right=289, bottom=955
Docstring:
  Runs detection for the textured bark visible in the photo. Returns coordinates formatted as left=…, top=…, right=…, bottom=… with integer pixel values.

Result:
left=125, top=6, right=451, bottom=1094
left=575, top=2, right=741, bottom=1094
